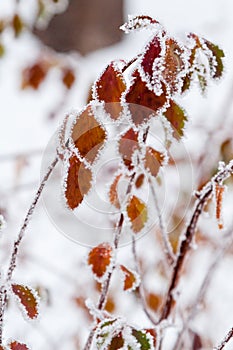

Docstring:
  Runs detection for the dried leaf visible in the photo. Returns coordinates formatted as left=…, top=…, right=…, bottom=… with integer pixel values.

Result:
left=9, top=342, right=29, bottom=350
left=141, top=36, right=161, bottom=77
left=125, top=71, right=167, bottom=125
left=127, top=195, right=148, bottom=233
left=11, top=284, right=39, bottom=319
left=215, top=183, right=224, bottom=230
left=71, top=105, right=106, bottom=164
left=94, top=63, right=126, bottom=120
left=120, top=265, right=139, bottom=291
left=118, top=128, right=139, bottom=170
left=21, top=61, right=48, bottom=90
left=164, top=100, right=187, bottom=139
left=135, top=173, right=145, bottom=188
left=62, top=67, right=75, bottom=89
left=64, top=154, right=92, bottom=210
left=132, top=329, right=153, bottom=350
left=204, top=40, right=224, bottom=79
left=109, top=174, right=122, bottom=209
left=144, top=147, right=164, bottom=177
left=12, top=14, right=24, bottom=37
left=88, top=243, right=113, bottom=280
left=108, top=334, right=124, bottom=349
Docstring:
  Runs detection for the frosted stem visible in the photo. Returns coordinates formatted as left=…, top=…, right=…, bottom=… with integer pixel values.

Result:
left=214, top=327, right=233, bottom=350
left=159, top=159, right=233, bottom=322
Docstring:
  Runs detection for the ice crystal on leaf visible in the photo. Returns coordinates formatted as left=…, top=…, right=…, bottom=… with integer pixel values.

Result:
left=11, top=284, right=39, bottom=320
left=8, top=342, right=30, bottom=350
left=120, top=15, right=161, bottom=34
left=88, top=243, right=113, bottom=282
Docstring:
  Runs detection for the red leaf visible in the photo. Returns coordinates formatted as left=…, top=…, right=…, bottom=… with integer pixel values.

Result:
left=127, top=195, right=148, bottom=233
left=94, top=62, right=126, bottom=120
left=144, top=147, right=164, bottom=177
left=125, top=71, right=167, bottom=125
left=164, top=100, right=187, bottom=139
left=71, top=105, right=106, bottom=164
left=21, top=61, right=48, bottom=90
left=11, top=284, right=39, bottom=319
left=88, top=243, right=113, bottom=280
left=64, top=154, right=92, bottom=210
left=109, top=174, right=122, bottom=209
left=62, top=67, right=75, bottom=89
left=118, top=128, right=139, bottom=170
left=141, top=36, right=161, bottom=77
left=120, top=265, right=139, bottom=291
left=9, top=342, right=29, bottom=350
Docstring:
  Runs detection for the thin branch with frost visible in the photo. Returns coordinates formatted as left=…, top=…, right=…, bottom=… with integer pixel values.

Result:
left=149, top=177, right=175, bottom=266
left=159, top=159, right=233, bottom=322
left=214, top=327, right=233, bottom=350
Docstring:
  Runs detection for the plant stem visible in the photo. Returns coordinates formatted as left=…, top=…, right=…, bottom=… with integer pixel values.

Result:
left=159, top=160, right=233, bottom=322
left=214, top=327, right=233, bottom=350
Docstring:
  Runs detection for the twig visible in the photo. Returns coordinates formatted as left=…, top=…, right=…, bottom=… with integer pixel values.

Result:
left=214, top=327, right=233, bottom=350
left=0, top=156, right=59, bottom=343
left=159, top=160, right=233, bottom=322
left=149, top=177, right=175, bottom=266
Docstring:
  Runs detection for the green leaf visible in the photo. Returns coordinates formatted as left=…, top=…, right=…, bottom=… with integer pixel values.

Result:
left=132, top=329, right=152, bottom=349
left=204, top=40, right=224, bottom=79
left=164, top=100, right=187, bottom=139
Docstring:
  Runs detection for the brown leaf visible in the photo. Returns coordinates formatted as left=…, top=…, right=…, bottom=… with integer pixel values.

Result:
left=11, top=284, right=39, bottom=319
left=127, top=195, right=148, bottom=233
left=125, top=71, right=167, bottom=125
left=146, top=292, right=163, bottom=312
left=9, top=342, right=29, bottom=350
left=94, top=62, right=126, bottom=120
left=144, top=147, right=164, bottom=177
left=120, top=265, right=139, bottom=291
left=88, top=243, right=113, bottom=280
left=135, top=173, right=145, bottom=188
left=109, top=174, right=122, bottom=209
left=215, top=183, right=224, bottom=230
left=118, top=128, right=139, bottom=170
left=108, top=334, right=124, bottom=349
left=21, top=61, right=48, bottom=90
left=164, top=100, right=187, bottom=139
left=71, top=105, right=106, bottom=164
left=62, top=67, right=75, bottom=89
left=12, top=14, right=24, bottom=37
left=64, top=154, right=92, bottom=210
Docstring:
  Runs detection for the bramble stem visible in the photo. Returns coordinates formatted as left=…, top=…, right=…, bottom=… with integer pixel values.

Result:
left=159, top=160, right=233, bottom=322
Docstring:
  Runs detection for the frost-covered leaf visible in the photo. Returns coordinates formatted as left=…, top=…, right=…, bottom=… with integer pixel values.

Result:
left=88, top=243, right=113, bottom=281
left=71, top=105, right=106, bottom=164
left=120, top=15, right=159, bottom=33
left=141, top=36, right=161, bottom=78
left=120, top=265, right=140, bottom=291
left=131, top=329, right=153, bottom=349
left=94, top=63, right=126, bottom=120
left=164, top=100, right=187, bottom=139
left=204, top=40, right=224, bottom=79
left=144, top=147, right=164, bottom=177
left=109, top=174, right=122, bottom=209
left=64, top=154, right=92, bottom=210
left=127, top=195, right=148, bottom=233
left=12, top=14, right=24, bottom=37
left=21, top=61, right=48, bottom=90
left=135, top=173, right=145, bottom=188
left=145, top=329, right=157, bottom=347
left=11, top=284, right=39, bottom=320
left=8, top=342, right=30, bottom=350
left=125, top=71, right=167, bottom=125
left=62, top=67, right=75, bottom=89
left=118, top=128, right=139, bottom=170
left=108, top=334, right=124, bottom=349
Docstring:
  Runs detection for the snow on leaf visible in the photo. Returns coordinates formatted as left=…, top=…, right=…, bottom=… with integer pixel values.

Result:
left=141, top=36, right=162, bottom=78
left=11, top=284, right=39, bottom=320
left=127, top=195, right=148, bottom=233
left=120, top=15, right=160, bottom=33
left=21, top=61, right=49, bottom=90
left=109, top=174, right=122, bottom=209
left=131, top=329, right=153, bottom=350
left=71, top=105, right=106, bottom=164
left=8, top=342, right=30, bottom=350
left=144, top=147, right=164, bottom=177
left=120, top=265, right=140, bottom=292
left=125, top=71, right=167, bottom=125
left=64, top=154, right=92, bottom=210
left=62, top=67, right=75, bottom=89
left=94, top=63, right=126, bottom=120
left=164, top=100, right=187, bottom=139
left=118, top=128, right=139, bottom=170
left=203, top=40, right=224, bottom=79
left=88, top=243, right=113, bottom=281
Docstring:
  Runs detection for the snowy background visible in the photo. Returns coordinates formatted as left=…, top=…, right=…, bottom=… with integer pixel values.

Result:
left=0, top=0, right=233, bottom=349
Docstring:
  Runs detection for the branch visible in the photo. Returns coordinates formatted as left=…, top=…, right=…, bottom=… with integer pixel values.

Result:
left=214, top=327, right=233, bottom=350
left=159, top=160, right=233, bottom=322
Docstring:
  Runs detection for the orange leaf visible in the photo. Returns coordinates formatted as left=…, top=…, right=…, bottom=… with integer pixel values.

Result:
left=125, top=71, right=167, bottom=125
left=127, top=195, right=148, bottom=233
left=146, top=292, right=163, bottom=312
left=141, top=35, right=161, bottom=77
left=64, top=154, right=92, bottom=210
left=118, top=128, right=139, bottom=170
left=88, top=243, right=113, bottom=280
left=71, top=105, right=106, bottom=164
left=21, top=61, right=48, bottom=90
left=109, top=174, right=122, bottom=209
left=62, top=67, right=75, bottom=89
left=9, top=342, right=29, bottom=350
left=120, top=265, right=139, bottom=291
left=94, top=62, right=126, bottom=120
left=144, top=147, right=164, bottom=177
left=11, top=284, right=39, bottom=319
left=135, top=173, right=145, bottom=188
